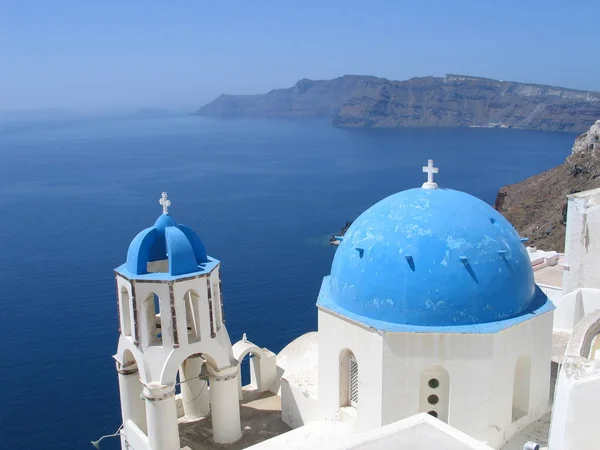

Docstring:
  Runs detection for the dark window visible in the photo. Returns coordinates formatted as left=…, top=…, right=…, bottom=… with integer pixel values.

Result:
left=428, top=378, right=439, bottom=389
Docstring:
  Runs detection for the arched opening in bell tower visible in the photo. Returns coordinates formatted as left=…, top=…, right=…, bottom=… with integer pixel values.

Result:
left=143, top=292, right=163, bottom=346
left=178, top=354, right=210, bottom=420
left=183, top=289, right=201, bottom=343
left=121, top=349, right=147, bottom=434
left=120, top=286, right=132, bottom=337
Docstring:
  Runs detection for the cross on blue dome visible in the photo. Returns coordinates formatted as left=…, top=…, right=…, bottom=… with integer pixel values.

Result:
left=118, top=192, right=210, bottom=278
left=317, top=160, right=553, bottom=331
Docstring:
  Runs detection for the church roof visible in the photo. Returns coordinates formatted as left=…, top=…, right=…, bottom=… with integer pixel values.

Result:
left=116, top=193, right=210, bottom=278
left=318, top=161, right=553, bottom=331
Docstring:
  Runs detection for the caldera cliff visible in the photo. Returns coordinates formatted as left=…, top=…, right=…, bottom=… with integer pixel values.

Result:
left=495, top=120, right=600, bottom=250
left=196, top=74, right=600, bottom=132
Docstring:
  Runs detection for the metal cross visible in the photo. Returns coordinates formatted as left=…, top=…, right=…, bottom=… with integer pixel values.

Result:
left=422, top=159, right=439, bottom=184
left=159, top=192, right=171, bottom=215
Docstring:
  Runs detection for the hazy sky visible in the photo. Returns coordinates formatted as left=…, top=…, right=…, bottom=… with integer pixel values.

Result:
left=1, top=0, right=599, bottom=111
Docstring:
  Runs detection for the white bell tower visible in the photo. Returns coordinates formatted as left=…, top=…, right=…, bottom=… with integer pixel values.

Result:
left=113, top=193, right=242, bottom=450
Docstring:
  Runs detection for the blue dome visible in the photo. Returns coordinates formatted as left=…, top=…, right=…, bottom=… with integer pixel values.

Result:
left=125, top=213, right=208, bottom=277
left=325, top=188, right=545, bottom=327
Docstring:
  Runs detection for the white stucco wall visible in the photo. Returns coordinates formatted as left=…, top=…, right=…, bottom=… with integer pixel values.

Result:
left=280, top=379, right=323, bottom=428
left=317, top=308, right=553, bottom=449
left=490, top=312, right=553, bottom=446
left=318, top=310, right=384, bottom=431
left=548, top=355, right=600, bottom=450
left=552, top=287, right=600, bottom=332
left=277, top=332, right=322, bottom=428
left=562, top=188, right=600, bottom=296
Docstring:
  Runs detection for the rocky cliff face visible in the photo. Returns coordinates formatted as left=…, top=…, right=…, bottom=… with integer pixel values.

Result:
left=495, top=120, right=600, bottom=250
left=197, top=74, right=600, bottom=132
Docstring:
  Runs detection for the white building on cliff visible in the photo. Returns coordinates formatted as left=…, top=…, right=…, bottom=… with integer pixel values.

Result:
left=111, top=162, right=600, bottom=450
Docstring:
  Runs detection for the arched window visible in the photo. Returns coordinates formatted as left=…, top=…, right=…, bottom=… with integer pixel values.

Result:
left=419, top=365, right=450, bottom=422
left=120, top=286, right=132, bottom=337
left=144, top=293, right=162, bottom=346
left=339, top=349, right=358, bottom=407
left=512, top=356, right=531, bottom=422
left=184, top=290, right=200, bottom=343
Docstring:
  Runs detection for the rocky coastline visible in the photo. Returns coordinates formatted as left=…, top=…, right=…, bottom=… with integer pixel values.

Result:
left=196, top=74, right=600, bottom=133
left=495, top=120, right=600, bottom=250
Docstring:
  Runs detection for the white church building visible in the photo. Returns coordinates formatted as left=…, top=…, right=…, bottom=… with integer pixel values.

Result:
left=110, top=162, right=600, bottom=450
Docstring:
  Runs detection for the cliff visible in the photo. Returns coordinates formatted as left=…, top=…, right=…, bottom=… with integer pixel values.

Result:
left=196, top=74, right=600, bottom=132
left=495, top=120, right=600, bottom=250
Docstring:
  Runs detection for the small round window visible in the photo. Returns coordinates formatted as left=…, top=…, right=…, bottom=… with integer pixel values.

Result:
left=428, top=410, right=438, bottom=418
left=428, top=378, right=439, bottom=389
left=427, top=394, right=439, bottom=405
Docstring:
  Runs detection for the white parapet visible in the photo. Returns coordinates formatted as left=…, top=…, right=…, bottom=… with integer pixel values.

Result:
left=232, top=338, right=278, bottom=393
left=548, top=354, right=600, bottom=450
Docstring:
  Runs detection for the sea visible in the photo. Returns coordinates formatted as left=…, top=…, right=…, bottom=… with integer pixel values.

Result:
left=0, top=113, right=576, bottom=449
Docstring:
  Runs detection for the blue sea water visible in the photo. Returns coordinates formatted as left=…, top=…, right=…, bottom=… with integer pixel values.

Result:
left=0, top=114, right=576, bottom=449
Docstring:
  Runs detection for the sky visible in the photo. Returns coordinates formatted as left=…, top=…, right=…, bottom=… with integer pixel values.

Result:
left=1, top=0, right=599, bottom=112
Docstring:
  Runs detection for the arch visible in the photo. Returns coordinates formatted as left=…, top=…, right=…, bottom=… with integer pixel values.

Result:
left=160, top=346, right=230, bottom=385
left=234, top=344, right=266, bottom=363
left=233, top=342, right=267, bottom=394
left=339, top=349, right=358, bottom=407
left=121, top=348, right=138, bottom=368
left=115, top=339, right=149, bottom=383
left=419, top=365, right=450, bottom=423
left=119, top=349, right=147, bottom=434
left=183, top=289, right=201, bottom=344
left=143, top=292, right=162, bottom=346
left=179, top=354, right=210, bottom=419
left=512, top=355, right=531, bottom=422
left=120, top=286, right=132, bottom=337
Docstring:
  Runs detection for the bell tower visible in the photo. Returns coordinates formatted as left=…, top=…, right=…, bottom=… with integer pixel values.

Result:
left=113, top=193, right=242, bottom=450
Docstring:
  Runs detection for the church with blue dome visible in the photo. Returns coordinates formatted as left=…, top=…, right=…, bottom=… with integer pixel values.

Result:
left=111, top=161, right=560, bottom=450
left=314, top=160, right=555, bottom=446
left=319, top=178, right=551, bottom=331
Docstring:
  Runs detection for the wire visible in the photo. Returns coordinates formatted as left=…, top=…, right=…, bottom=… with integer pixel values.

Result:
left=91, top=423, right=123, bottom=448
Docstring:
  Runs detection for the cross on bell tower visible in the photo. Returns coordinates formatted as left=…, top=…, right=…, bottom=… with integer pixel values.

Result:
left=422, top=159, right=439, bottom=189
left=159, top=192, right=171, bottom=215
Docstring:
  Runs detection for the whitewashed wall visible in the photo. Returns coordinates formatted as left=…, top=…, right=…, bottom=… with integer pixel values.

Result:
left=318, top=310, right=384, bottom=431
left=317, top=308, right=553, bottom=449
left=562, top=189, right=600, bottom=296
left=549, top=355, right=600, bottom=450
